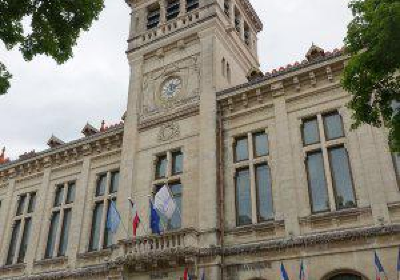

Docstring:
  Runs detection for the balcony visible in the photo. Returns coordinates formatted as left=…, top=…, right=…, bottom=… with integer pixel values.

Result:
left=128, top=8, right=204, bottom=51
left=115, top=228, right=199, bottom=272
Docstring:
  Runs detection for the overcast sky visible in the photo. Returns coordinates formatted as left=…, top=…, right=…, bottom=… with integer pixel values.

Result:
left=0, top=0, right=352, bottom=159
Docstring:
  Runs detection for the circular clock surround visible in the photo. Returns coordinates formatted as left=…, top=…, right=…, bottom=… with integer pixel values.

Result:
left=161, top=77, right=182, bottom=100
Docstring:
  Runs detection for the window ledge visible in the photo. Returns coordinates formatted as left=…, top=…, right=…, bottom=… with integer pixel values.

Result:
left=0, top=263, right=26, bottom=272
left=34, top=256, right=68, bottom=266
left=299, top=207, right=371, bottom=224
left=77, top=247, right=115, bottom=260
left=226, top=220, right=285, bottom=235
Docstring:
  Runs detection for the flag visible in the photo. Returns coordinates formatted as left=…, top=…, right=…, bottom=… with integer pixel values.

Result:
left=397, top=248, right=400, bottom=280
left=129, top=198, right=141, bottom=237
left=183, top=268, right=193, bottom=280
left=281, top=263, right=290, bottom=280
left=154, top=186, right=177, bottom=219
left=150, top=199, right=161, bottom=235
left=300, top=260, right=306, bottom=280
left=106, top=200, right=121, bottom=234
left=200, top=268, right=205, bottom=280
left=374, top=252, right=388, bottom=280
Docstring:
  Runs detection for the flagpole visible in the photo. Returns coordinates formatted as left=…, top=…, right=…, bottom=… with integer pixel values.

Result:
left=109, top=196, right=130, bottom=237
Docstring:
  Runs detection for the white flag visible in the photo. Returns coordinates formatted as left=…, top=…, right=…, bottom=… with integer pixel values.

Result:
left=154, top=186, right=177, bottom=219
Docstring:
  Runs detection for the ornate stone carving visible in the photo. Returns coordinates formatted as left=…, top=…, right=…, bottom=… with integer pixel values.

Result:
left=141, top=55, right=200, bottom=115
left=158, top=122, right=180, bottom=142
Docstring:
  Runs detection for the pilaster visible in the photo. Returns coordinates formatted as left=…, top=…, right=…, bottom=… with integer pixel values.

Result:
left=272, top=89, right=300, bottom=236
left=0, top=177, right=16, bottom=264
left=69, top=157, right=91, bottom=267
left=198, top=30, right=218, bottom=245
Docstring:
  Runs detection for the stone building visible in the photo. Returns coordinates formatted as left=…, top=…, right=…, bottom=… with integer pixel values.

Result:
left=0, top=0, right=400, bottom=279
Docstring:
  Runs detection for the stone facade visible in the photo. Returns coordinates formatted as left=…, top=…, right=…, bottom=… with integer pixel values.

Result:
left=0, top=0, right=399, bottom=280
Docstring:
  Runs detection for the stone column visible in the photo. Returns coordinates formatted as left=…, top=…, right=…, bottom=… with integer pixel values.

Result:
left=160, top=0, right=167, bottom=24
left=198, top=30, right=219, bottom=246
left=0, top=175, right=16, bottom=264
left=179, top=0, right=186, bottom=16
left=272, top=85, right=300, bottom=236
left=115, top=55, right=144, bottom=242
left=70, top=157, right=91, bottom=267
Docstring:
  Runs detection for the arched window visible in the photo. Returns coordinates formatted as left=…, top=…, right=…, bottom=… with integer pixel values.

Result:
left=221, top=58, right=226, bottom=77
left=329, top=273, right=363, bottom=280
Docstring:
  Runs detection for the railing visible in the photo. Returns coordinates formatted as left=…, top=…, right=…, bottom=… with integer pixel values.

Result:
left=119, top=228, right=199, bottom=257
left=129, top=9, right=203, bottom=49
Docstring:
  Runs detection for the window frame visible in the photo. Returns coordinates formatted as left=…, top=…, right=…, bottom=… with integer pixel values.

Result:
left=44, top=181, right=76, bottom=259
left=88, top=170, right=120, bottom=252
left=6, top=192, right=37, bottom=265
left=232, top=129, right=274, bottom=227
left=301, top=110, right=357, bottom=214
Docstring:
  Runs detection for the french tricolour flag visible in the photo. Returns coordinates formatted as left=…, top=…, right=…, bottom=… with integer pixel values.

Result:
left=281, top=263, right=290, bottom=280
left=374, top=252, right=388, bottom=280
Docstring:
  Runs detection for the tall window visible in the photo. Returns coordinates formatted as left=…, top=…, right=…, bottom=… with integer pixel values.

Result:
left=186, top=0, right=199, bottom=12
left=234, top=131, right=273, bottom=226
left=88, top=171, right=120, bottom=251
left=224, top=0, right=230, bottom=17
left=153, top=149, right=184, bottom=230
left=6, top=192, right=36, bottom=265
left=45, top=182, right=75, bottom=259
left=302, top=111, right=356, bottom=213
left=147, top=4, right=161, bottom=29
left=166, top=0, right=180, bottom=21
left=234, top=8, right=241, bottom=33
left=393, top=153, right=400, bottom=185
left=244, top=22, right=250, bottom=45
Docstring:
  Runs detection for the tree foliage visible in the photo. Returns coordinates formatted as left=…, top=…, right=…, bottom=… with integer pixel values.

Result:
left=0, top=0, right=105, bottom=95
left=343, top=0, right=400, bottom=151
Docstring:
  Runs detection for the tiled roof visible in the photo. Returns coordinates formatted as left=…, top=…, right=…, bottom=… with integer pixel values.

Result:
left=217, top=47, right=346, bottom=97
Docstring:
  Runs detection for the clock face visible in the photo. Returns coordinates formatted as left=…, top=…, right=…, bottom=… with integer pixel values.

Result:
left=162, top=78, right=182, bottom=99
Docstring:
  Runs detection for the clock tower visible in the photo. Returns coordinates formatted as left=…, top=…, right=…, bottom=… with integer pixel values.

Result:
left=117, top=0, right=262, bottom=277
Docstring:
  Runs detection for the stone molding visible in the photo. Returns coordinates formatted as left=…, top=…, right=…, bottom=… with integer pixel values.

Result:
left=0, top=127, right=123, bottom=182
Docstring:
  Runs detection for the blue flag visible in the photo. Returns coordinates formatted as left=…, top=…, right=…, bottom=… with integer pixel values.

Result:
left=397, top=247, right=400, bottom=273
left=281, top=263, right=290, bottom=280
left=150, top=200, right=161, bottom=235
left=106, top=200, right=121, bottom=234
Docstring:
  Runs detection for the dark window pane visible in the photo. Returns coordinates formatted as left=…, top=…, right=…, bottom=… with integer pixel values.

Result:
left=16, top=195, right=26, bottom=216
left=110, top=171, right=120, bottom=193
left=166, top=0, right=180, bottom=21
left=103, top=200, right=115, bottom=249
left=147, top=5, right=160, bottom=29
left=66, top=182, right=76, bottom=204
left=235, top=137, right=249, bottom=162
left=45, top=211, right=60, bottom=259
left=324, top=112, right=344, bottom=140
left=168, top=183, right=182, bottom=230
left=96, top=175, right=107, bottom=197
left=27, top=192, right=36, bottom=213
left=393, top=153, right=400, bottom=180
left=6, top=220, right=21, bottom=265
left=54, top=185, right=64, bottom=207
left=186, top=0, right=199, bottom=12
left=236, top=168, right=252, bottom=226
left=256, top=164, right=274, bottom=222
left=172, top=151, right=183, bottom=175
left=303, top=118, right=320, bottom=146
left=58, top=209, right=72, bottom=256
left=306, top=152, right=330, bottom=213
left=254, top=132, right=269, bottom=157
left=156, top=155, right=167, bottom=179
left=89, top=202, right=104, bottom=251
left=329, top=147, right=356, bottom=209
left=330, top=274, right=362, bottom=280
left=17, top=217, right=32, bottom=263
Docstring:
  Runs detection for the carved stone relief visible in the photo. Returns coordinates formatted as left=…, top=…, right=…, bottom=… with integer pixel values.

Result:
left=141, top=55, right=200, bottom=116
left=157, top=122, right=180, bottom=142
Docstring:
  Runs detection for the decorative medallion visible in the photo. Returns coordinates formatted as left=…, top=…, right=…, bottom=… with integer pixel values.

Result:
left=161, top=77, right=182, bottom=100
left=158, top=122, right=180, bottom=142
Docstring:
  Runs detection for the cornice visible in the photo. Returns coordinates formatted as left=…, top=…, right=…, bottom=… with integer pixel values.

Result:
left=0, top=126, right=124, bottom=182
left=238, top=0, right=263, bottom=32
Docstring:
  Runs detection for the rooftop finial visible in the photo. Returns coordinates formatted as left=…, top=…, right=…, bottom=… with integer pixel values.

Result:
left=100, top=120, right=106, bottom=132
